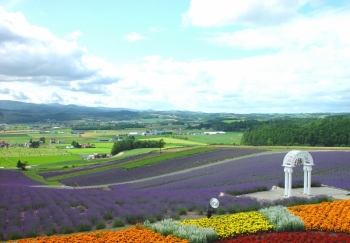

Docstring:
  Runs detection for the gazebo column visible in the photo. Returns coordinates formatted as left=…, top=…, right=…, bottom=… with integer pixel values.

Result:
left=307, top=166, right=312, bottom=195
left=303, top=166, right=308, bottom=194
left=288, top=168, right=293, bottom=197
left=284, top=167, right=289, bottom=197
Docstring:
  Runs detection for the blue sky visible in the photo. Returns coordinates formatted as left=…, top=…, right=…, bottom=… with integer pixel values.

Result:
left=0, top=0, right=349, bottom=113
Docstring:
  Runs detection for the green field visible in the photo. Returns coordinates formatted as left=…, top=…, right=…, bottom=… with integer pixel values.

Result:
left=0, top=155, right=81, bottom=168
left=139, top=137, right=207, bottom=146
left=172, top=132, right=243, bottom=145
left=0, top=129, right=241, bottom=169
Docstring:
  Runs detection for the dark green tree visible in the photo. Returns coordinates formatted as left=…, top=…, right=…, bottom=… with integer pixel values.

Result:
left=158, top=138, right=166, bottom=153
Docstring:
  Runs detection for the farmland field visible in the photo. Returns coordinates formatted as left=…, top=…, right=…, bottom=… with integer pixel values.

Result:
left=139, top=137, right=207, bottom=146
left=182, top=132, right=243, bottom=145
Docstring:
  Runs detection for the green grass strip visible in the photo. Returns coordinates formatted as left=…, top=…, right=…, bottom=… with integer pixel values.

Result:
left=46, top=147, right=218, bottom=182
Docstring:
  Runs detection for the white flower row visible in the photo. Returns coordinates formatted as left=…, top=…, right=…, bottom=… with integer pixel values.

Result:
left=258, top=205, right=305, bottom=232
left=144, top=218, right=218, bottom=243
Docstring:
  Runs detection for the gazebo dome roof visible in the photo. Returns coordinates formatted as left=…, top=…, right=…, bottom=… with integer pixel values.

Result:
left=282, top=150, right=314, bottom=167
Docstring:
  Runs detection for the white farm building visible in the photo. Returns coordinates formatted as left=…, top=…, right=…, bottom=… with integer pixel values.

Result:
left=203, top=131, right=226, bottom=135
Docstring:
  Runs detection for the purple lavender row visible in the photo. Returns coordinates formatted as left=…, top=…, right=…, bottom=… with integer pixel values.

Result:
left=39, top=153, right=155, bottom=179
left=123, top=151, right=350, bottom=191
left=0, top=182, right=328, bottom=240
left=0, top=169, right=44, bottom=186
left=59, top=148, right=266, bottom=186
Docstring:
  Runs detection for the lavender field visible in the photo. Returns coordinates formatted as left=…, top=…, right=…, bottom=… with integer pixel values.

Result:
left=58, top=148, right=266, bottom=187
left=39, top=152, right=155, bottom=179
left=0, top=150, right=349, bottom=240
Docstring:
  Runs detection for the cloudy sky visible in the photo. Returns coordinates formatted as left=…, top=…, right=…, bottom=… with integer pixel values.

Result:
left=0, top=0, right=349, bottom=113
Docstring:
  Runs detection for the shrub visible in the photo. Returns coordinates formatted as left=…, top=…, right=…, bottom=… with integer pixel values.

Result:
left=112, top=219, right=125, bottom=228
left=103, top=212, right=113, bottom=220
left=7, top=232, right=23, bottom=240
left=124, top=214, right=137, bottom=224
left=25, top=231, right=38, bottom=238
left=228, top=205, right=239, bottom=214
left=155, top=213, right=163, bottom=221
left=145, top=217, right=155, bottom=223
left=76, top=223, right=92, bottom=232
left=177, top=207, right=187, bottom=215
left=95, top=222, right=106, bottom=230
left=187, top=204, right=195, bottom=212
left=45, top=229, right=54, bottom=236
left=60, top=226, right=74, bottom=234
left=216, top=208, right=226, bottom=215
left=196, top=206, right=204, bottom=215
left=171, top=214, right=181, bottom=220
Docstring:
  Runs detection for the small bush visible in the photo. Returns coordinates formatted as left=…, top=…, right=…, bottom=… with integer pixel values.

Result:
left=216, top=208, right=226, bottom=215
left=155, top=213, right=163, bottom=221
left=45, top=229, right=54, bottom=236
left=187, top=204, right=195, bottom=212
left=171, top=214, right=180, bottom=220
left=76, top=223, right=91, bottom=232
left=124, top=214, right=137, bottom=224
left=146, top=217, right=155, bottom=223
left=112, top=219, right=125, bottom=228
left=177, top=207, right=187, bottom=215
left=103, top=213, right=113, bottom=220
left=196, top=206, right=204, bottom=215
left=228, top=206, right=239, bottom=214
left=25, top=231, right=38, bottom=238
left=96, top=222, right=106, bottom=230
left=7, top=232, right=23, bottom=240
left=60, top=226, right=74, bottom=234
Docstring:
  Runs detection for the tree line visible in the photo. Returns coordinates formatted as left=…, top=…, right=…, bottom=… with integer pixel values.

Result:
left=187, top=120, right=261, bottom=132
left=241, top=116, right=350, bottom=147
left=111, top=138, right=165, bottom=155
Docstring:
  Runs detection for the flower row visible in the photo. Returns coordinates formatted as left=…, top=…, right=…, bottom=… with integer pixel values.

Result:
left=215, top=232, right=350, bottom=243
left=288, top=199, right=350, bottom=233
left=9, top=227, right=188, bottom=243
left=179, top=212, right=275, bottom=239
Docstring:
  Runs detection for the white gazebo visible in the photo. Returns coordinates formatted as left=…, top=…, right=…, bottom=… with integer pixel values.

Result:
left=282, top=150, right=314, bottom=197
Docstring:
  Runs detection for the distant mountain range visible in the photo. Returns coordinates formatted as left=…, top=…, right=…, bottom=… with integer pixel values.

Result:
left=0, top=100, right=144, bottom=123
left=0, top=100, right=135, bottom=112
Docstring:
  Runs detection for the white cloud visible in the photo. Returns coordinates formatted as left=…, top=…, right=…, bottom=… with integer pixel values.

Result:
left=0, top=6, right=121, bottom=97
left=0, top=5, right=349, bottom=113
left=123, top=32, right=147, bottom=42
left=183, top=0, right=315, bottom=27
left=205, top=8, right=350, bottom=51
left=65, top=30, right=82, bottom=42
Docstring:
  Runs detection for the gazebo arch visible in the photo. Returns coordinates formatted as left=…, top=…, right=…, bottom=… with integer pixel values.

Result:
left=282, top=150, right=314, bottom=197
